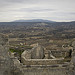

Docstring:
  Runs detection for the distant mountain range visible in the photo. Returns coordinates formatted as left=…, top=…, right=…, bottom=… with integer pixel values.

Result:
left=12, top=19, right=55, bottom=23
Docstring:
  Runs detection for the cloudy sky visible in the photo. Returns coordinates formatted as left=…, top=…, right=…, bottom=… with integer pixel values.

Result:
left=0, top=0, right=75, bottom=22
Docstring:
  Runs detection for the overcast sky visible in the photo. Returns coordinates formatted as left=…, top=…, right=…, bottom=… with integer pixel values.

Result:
left=0, top=0, right=75, bottom=22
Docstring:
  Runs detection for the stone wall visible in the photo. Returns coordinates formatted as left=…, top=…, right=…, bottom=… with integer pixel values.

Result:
left=14, top=64, right=74, bottom=75
left=22, top=67, right=68, bottom=75
left=48, top=50, right=71, bottom=58
left=21, top=58, right=64, bottom=65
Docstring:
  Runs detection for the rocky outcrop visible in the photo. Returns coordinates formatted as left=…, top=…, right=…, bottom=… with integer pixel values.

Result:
left=21, top=50, right=31, bottom=60
left=21, top=44, right=45, bottom=63
left=31, top=44, right=45, bottom=59
left=0, top=34, right=13, bottom=75
left=71, top=41, right=75, bottom=66
left=0, top=34, right=75, bottom=75
left=72, top=41, right=75, bottom=49
left=71, top=50, right=75, bottom=66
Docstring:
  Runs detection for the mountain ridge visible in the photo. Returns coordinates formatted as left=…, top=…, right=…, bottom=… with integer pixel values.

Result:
left=12, top=19, right=55, bottom=23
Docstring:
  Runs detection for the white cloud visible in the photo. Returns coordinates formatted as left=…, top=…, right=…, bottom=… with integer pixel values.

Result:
left=0, top=0, right=75, bottom=22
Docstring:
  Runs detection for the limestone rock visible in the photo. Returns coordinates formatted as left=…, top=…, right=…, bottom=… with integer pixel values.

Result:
left=0, top=34, right=13, bottom=75
left=31, top=45, right=44, bottom=59
left=21, top=44, right=45, bottom=60
left=21, top=50, right=31, bottom=59
left=71, top=50, right=75, bottom=66
left=71, top=41, right=75, bottom=65
left=72, top=41, right=75, bottom=49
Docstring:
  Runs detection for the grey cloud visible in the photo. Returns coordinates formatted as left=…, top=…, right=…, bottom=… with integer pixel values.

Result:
left=69, top=13, right=75, bottom=15
left=0, top=0, right=27, bottom=7
left=52, top=11, right=75, bottom=16
left=18, top=8, right=55, bottom=12
left=0, top=0, right=50, bottom=3
left=0, top=0, right=54, bottom=7
left=0, top=0, right=25, bottom=3
left=0, top=0, right=40, bottom=5
left=0, top=7, right=55, bottom=13
left=0, top=0, right=75, bottom=22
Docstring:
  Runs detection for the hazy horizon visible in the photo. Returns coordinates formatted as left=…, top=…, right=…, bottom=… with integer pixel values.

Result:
left=0, top=0, right=75, bottom=22
left=0, top=19, right=75, bottom=22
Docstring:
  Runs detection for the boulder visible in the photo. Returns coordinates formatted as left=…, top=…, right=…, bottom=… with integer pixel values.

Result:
left=71, top=41, right=75, bottom=66
left=72, top=41, right=75, bottom=49
left=31, top=45, right=45, bottom=59
left=21, top=50, right=31, bottom=59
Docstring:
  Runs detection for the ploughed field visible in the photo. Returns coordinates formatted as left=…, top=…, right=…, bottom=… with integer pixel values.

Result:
left=0, top=22, right=74, bottom=62
left=0, top=22, right=75, bottom=49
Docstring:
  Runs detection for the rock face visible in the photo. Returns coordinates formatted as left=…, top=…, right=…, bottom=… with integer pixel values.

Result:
left=0, top=34, right=75, bottom=75
left=72, top=41, right=75, bottom=49
left=0, top=34, right=13, bottom=75
left=71, top=50, right=75, bottom=65
left=71, top=41, right=75, bottom=66
left=21, top=44, right=45, bottom=60
left=21, top=50, right=31, bottom=59
left=31, top=45, right=45, bottom=59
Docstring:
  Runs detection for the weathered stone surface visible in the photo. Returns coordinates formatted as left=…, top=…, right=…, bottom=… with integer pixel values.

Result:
left=21, top=50, right=31, bottom=59
left=0, top=34, right=75, bottom=75
left=31, top=45, right=45, bottom=59
left=0, top=34, right=13, bottom=75
left=21, top=44, right=45, bottom=62
left=71, top=51, right=75, bottom=65
left=71, top=41, right=75, bottom=66
left=72, top=41, right=75, bottom=49
left=12, top=58, right=24, bottom=75
left=18, top=66, right=73, bottom=75
left=21, top=50, right=31, bottom=63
